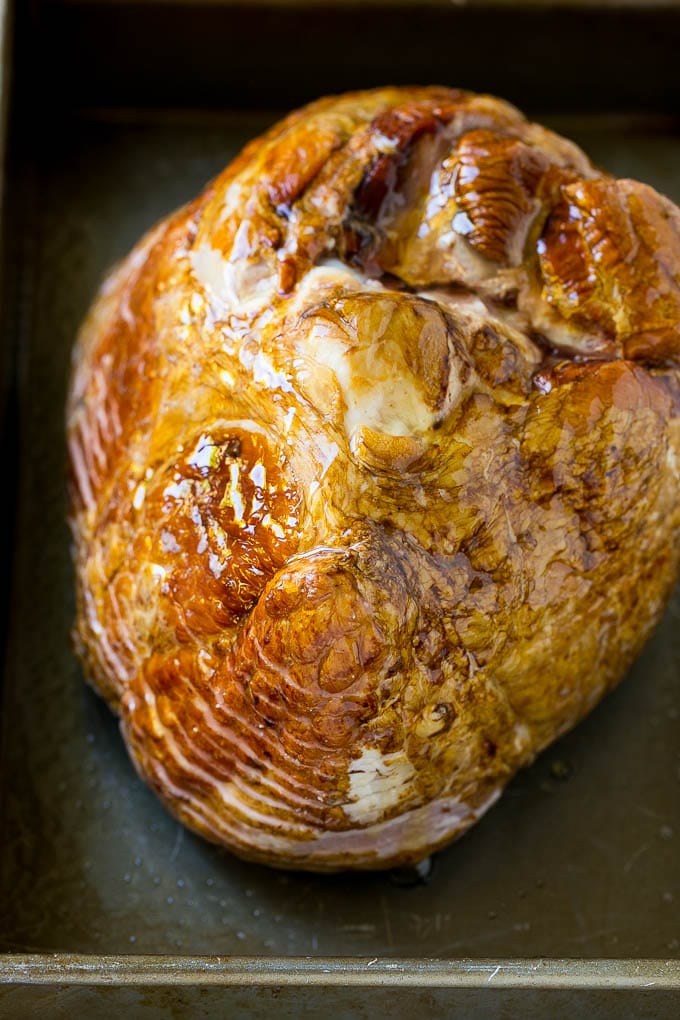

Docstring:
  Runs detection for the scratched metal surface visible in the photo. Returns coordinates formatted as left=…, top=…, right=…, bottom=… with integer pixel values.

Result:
left=0, top=110, right=679, bottom=973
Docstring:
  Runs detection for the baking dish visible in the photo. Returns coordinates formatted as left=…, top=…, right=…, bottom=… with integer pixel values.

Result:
left=1, top=2, right=679, bottom=1015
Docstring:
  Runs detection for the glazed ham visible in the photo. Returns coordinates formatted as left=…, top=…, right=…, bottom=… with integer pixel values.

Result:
left=67, top=88, right=680, bottom=870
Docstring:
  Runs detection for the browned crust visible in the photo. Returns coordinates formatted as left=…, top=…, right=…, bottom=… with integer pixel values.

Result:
left=67, top=87, right=680, bottom=870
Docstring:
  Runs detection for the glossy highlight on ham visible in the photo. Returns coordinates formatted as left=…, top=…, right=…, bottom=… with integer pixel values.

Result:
left=67, top=87, right=680, bottom=871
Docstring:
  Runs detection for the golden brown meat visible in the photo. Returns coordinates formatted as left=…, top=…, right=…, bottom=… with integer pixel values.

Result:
left=67, top=87, right=680, bottom=870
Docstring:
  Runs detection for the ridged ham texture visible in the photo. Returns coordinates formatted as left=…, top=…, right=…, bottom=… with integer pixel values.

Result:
left=67, top=87, right=680, bottom=870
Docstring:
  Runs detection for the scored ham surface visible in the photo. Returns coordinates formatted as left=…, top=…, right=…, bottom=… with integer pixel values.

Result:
left=67, top=87, right=680, bottom=870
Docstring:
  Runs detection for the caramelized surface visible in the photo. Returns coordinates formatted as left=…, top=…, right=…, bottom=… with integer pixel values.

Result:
left=68, top=88, right=680, bottom=869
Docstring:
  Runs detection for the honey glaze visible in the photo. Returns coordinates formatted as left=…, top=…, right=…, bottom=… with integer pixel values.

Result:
left=68, top=87, right=680, bottom=870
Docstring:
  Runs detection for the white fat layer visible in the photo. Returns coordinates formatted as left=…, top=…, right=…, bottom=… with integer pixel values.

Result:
left=294, top=264, right=440, bottom=438
left=345, top=748, right=416, bottom=824
left=293, top=261, right=473, bottom=439
left=310, top=326, right=436, bottom=438
left=513, top=721, right=532, bottom=754
left=293, top=259, right=385, bottom=297
left=191, top=242, right=277, bottom=316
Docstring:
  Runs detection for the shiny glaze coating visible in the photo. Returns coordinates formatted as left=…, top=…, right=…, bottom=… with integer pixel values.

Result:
left=68, top=87, right=680, bottom=870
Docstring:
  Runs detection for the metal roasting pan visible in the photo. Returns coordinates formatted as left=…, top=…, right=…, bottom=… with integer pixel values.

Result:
left=1, top=2, right=680, bottom=1016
